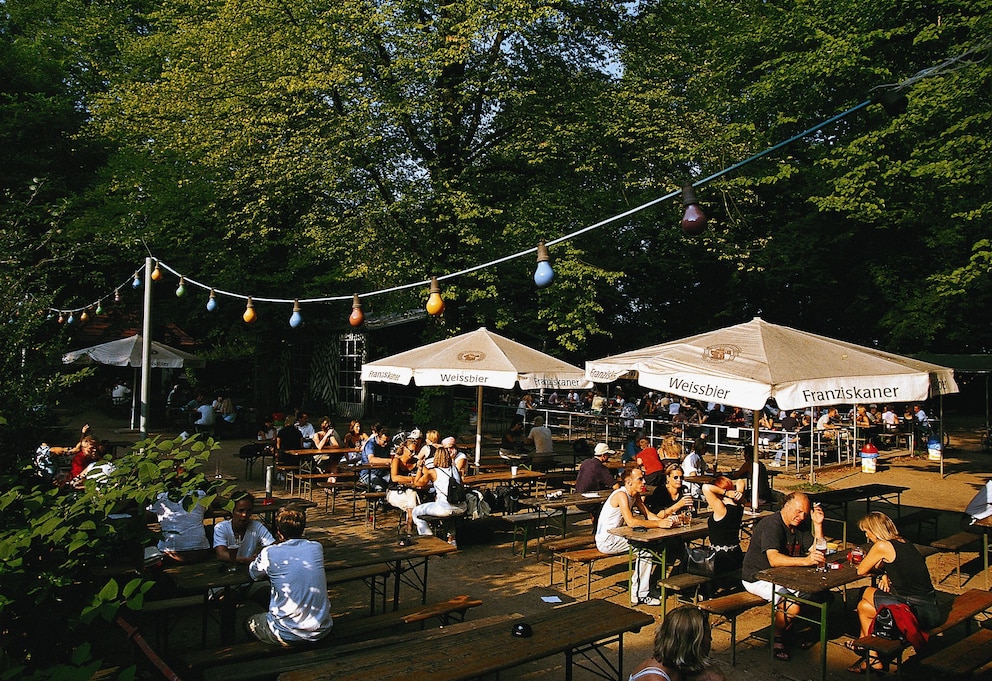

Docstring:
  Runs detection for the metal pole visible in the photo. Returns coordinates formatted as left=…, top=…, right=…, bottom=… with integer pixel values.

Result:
left=751, top=410, right=760, bottom=511
left=140, top=256, right=153, bottom=438
left=475, top=385, right=483, bottom=470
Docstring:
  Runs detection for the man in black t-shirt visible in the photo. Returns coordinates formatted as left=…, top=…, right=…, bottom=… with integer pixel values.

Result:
left=741, top=492, right=825, bottom=661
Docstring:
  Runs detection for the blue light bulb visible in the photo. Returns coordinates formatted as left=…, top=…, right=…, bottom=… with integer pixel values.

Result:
left=66, top=313, right=75, bottom=324
left=132, top=275, right=141, bottom=289
left=289, top=300, right=303, bottom=328
left=534, top=260, right=554, bottom=288
left=206, top=291, right=217, bottom=312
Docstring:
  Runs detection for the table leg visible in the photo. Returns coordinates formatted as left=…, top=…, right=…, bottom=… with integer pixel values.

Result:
left=985, top=532, right=989, bottom=592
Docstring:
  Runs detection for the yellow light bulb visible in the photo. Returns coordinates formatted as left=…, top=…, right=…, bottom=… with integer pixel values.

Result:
left=243, top=297, right=257, bottom=324
left=426, top=277, right=445, bottom=315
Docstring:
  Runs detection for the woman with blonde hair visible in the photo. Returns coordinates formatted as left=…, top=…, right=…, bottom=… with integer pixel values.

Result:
left=659, top=435, right=683, bottom=465
left=629, top=607, right=725, bottom=680
left=847, top=511, right=940, bottom=674
left=411, top=442, right=466, bottom=536
left=418, top=429, right=441, bottom=467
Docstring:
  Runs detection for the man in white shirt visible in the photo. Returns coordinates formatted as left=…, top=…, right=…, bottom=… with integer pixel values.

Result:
left=526, top=415, right=554, bottom=456
left=296, top=412, right=316, bottom=448
left=214, top=492, right=275, bottom=566
left=247, top=507, right=333, bottom=646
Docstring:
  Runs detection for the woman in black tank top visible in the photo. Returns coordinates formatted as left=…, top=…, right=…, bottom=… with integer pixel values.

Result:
left=848, top=511, right=940, bottom=673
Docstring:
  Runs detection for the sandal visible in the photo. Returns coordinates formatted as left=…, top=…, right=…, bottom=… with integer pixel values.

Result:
left=845, top=640, right=866, bottom=653
left=847, top=657, right=887, bottom=675
left=773, top=637, right=791, bottom=662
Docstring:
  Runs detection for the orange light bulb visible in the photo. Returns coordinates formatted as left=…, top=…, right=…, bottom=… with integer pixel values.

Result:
left=349, top=294, right=365, bottom=327
left=243, top=297, right=257, bottom=324
left=426, top=277, right=445, bottom=315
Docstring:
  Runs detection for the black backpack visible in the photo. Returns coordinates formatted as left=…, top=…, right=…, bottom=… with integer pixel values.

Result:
left=439, top=467, right=467, bottom=504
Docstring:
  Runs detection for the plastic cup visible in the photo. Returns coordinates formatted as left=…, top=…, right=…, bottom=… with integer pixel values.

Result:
left=510, top=466, right=518, bottom=476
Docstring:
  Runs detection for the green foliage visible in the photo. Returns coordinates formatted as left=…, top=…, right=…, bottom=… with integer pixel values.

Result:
left=0, top=434, right=226, bottom=677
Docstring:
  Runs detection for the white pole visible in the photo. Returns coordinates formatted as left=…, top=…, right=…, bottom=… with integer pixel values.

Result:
left=751, top=410, right=760, bottom=511
left=140, top=257, right=153, bottom=438
left=475, top=385, right=483, bottom=470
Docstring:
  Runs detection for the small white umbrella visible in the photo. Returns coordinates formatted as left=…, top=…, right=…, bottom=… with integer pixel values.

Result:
left=63, top=334, right=205, bottom=429
left=361, top=327, right=591, bottom=466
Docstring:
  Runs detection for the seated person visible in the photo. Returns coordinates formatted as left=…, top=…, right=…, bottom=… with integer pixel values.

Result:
left=446, top=437, right=469, bottom=477
left=312, top=416, right=342, bottom=470
left=147, top=487, right=212, bottom=563
left=213, top=492, right=275, bottom=567
left=193, top=394, right=216, bottom=431
left=387, top=434, right=422, bottom=534
left=815, top=407, right=840, bottom=440
left=681, top=438, right=708, bottom=497
left=574, top=442, right=619, bottom=531
left=636, top=436, right=664, bottom=486
left=701, top=477, right=746, bottom=580
left=729, top=459, right=772, bottom=508
left=69, top=435, right=101, bottom=481
left=629, top=606, right=726, bottom=681
left=595, top=467, right=675, bottom=607
left=247, top=507, right=333, bottom=646
left=646, top=463, right=695, bottom=518
left=500, top=421, right=528, bottom=456
left=848, top=511, right=941, bottom=674
left=411, top=444, right=466, bottom=537
left=525, top=416, right=554, bottom=457
left=359, top=429, right=392, bottom=490
left=741, top=492, right=825, bottom=662
left=658, top=435, right=683, bottom=469
left=275, top=416, right=303, bottom=460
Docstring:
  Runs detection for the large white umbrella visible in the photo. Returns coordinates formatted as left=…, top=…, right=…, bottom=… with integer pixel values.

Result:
left=63, top=334, right=205, bottom=429
left=586, top=317, right=958, bottom=501
left=360, top=327, right=592, bottom=466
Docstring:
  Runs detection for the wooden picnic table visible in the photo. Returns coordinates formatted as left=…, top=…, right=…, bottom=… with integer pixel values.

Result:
left=464, top=469, right=545, bottom=486
left=806, top=483, right=909, bottom=520
left=518, top=490, right=612, bottom=537
left=754, top=556, right=869, bottom=681
left=277, top=598, right=653, bottom=681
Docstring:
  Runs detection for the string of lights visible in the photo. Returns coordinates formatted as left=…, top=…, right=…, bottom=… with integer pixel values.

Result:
left=46, top=48, right=981, bottom=328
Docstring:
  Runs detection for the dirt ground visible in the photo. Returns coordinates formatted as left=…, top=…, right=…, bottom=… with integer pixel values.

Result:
left=66, top=409, right=992, bottom=680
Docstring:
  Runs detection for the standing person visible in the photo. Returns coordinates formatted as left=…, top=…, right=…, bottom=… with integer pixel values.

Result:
left=411, top=444, right=467, bottom=538
left=741, top=492, right=826, bottom=662
left=847, top=512, right=940, bottom=674
left=525, top=415, right=554, bottom=457
left=628, top=606, right=726, bottom=681
left=247, top=507, right=333, bottom=646
left=773, top=411, right=801, bottom=467
left=213, top=492, right=275, bottom=566
left=575, top=442, right=620, bottom=533
left=595, top=468, right=676, bottom=607
left=516, top=394, right=534, bottom=421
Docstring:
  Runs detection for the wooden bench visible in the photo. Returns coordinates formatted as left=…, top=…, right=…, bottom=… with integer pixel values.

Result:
left=696, top=591, right=769, bottom=666
left=853, top=588, right=992, bottom=676
left=183, top=595, right=483, bottom=680
left=658, top=572, right=711, bottom=612
left=139, top=594, right=208, bottom=650
left=317, top=478, right=358, bottom=516
left=546, top=535, right=596, bottom=586
left=896, top=509, right=941, bottom=543
left=362, top=491, right=389, bottom=529
left=919, top=625, right=992, bottom=676
left=557, top=547, right=625, bottom=601
left=931, top=531, right=981, bottom=588
left=497, top=511, right=550, bottom=557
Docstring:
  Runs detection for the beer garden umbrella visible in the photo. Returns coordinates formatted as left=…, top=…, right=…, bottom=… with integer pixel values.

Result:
left=586, top=317, right=959, bottom=504
left=63, top=334, right=205, bottom=430
left=360, top=327, right=592, bottom=467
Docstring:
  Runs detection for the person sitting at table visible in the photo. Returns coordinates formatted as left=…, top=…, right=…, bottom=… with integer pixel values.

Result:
left=628, top=606, right=726, bottom=681
left=275, top=416, right=303, bottom=458
left=575, top=442, right=620, bottom=533
left=247, top=506, right=333, bottom=646
left=636, top=436, right=664, bottom=486
left=192, top=394, right=216, bottom=433
left=411, top=444, right=466, bottom=537
left=295, top=412, right=316, bottom=448
left=214, top=491, right=275, bottom=566
left=647, top=463, right=695, bottom=516
left=387, top=435, right=422, bottom=534
left=525, top=415, right=554, bottom=457
left=500, top=421, right=528, bottom=457
left=771, top=411, right=801, bottom=467
left=729, top=458, right=772, bottom=508
left=359, top=429, right=392, bottom=491
left=257, top=418, right=276, bottom=441
left=596, top=467, right=676, bottom=607
left=444, top=436, right=470, bottom=476
left=658, top=435, right=683, bottom=468
left=68, top=434, right=101, bottom=482
left=846, top=511, right=940, bottom=674
left=342, top=419, right=368, bottom=450
left=741, top=491, right=826, bottom=662
left=147, top=486, right=213, bottom=564
left=418, top=429, right=441, bottom=468
left=701, top=478, right=746, bottom=588
left=681, top=438, right=707, bottom=498
left=816, top=407, right=841, bottom=440
left=311, top=416, right=342, bottom=477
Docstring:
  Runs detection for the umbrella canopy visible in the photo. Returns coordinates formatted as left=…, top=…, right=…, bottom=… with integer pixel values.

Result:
left=361, top=327, right=591, bottom=466
left=586, top=317, right=957, bottom=411
left=63, top=335, right=205, bottom=369
left=361, top=327, right=590, bottom=392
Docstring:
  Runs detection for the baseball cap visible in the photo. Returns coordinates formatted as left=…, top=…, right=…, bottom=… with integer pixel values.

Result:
left=441, top=436, right=457, bottom=448
left=593, top=442, right=615, bottom=457
left=407, top=429, right=422, bottom=440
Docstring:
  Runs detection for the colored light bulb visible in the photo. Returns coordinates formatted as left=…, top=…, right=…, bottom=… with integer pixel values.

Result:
left=534, top=239, right=554, bottom=288
left=151, top=264, right=162, bottom=281
left=132, top=274, right=141, bottom=289
left=681, top=184, right=707, bottom=236
left=349, top=294, right=364, bottom=327
left=175, top=277, right=186, bottom=297
left=206, top=289, right=217, bottom=312
left=289, top=299, right=302, bottom=328
left=114, top=289, right=121, bottom=303
left=95, top=301, right=103, bottom=315
left=243, top=297, right=256, bottom=324
left=66, top=312, right=75, bottom=324
left=426, top=277, right=445, bottom=315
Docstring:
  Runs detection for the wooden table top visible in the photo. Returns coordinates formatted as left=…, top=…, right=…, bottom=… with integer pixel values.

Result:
left=608, top=516, right=710, bottom=543
left=464, top=469, right=545, bottom=485
left=277, top=599, right=653, bottom=681
left=754, top=556, right=865, bottom=593
left=518, top=489, right=612, bottom=511
left=283, top=447, right=359, bottom=457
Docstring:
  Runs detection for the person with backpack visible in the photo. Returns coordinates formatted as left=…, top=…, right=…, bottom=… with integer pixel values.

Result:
left=411, top=440, right=467, bottom=538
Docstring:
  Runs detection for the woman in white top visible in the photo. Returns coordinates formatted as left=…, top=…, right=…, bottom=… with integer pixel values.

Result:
left=147, top=489, right=211, bottom=563
left=411, top=443, right=466, bottom=536
left=628, top=607, right=725, bottom=681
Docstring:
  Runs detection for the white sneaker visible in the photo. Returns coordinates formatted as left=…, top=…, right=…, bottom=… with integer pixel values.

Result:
left=769, top=461, right=782, bottom=467
left=634, top=596, right=662, bottom=606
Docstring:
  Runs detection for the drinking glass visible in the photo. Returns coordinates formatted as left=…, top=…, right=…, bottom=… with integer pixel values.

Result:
left=814, top=537, right=828, bottom=572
